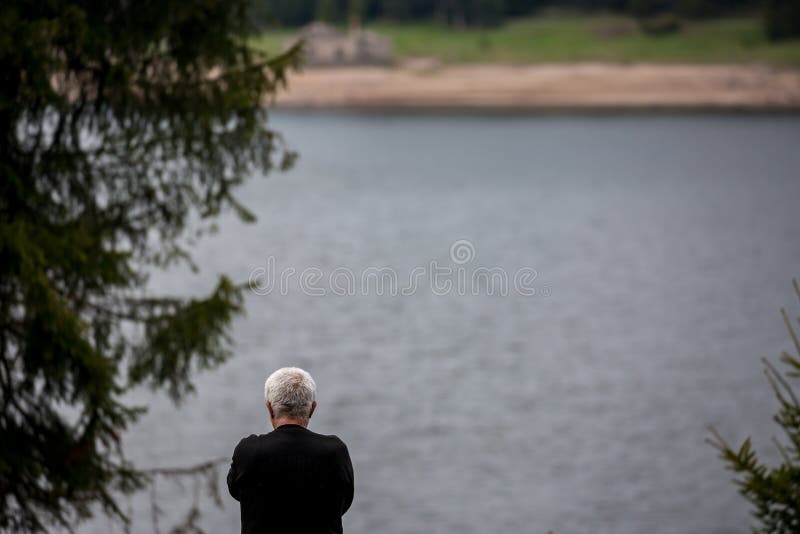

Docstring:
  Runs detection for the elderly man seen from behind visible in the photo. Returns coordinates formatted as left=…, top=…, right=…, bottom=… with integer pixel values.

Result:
left=227, top=367, right=354, bottom=534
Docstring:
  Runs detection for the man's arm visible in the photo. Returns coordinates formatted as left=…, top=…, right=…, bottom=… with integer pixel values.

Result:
left=227, top=440, right=245, bottom=502
left=336, top=439, right=354, bottom=515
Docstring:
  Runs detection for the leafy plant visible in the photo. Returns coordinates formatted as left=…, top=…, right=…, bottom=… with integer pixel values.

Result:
left=708, top=279, right=800, bottom=533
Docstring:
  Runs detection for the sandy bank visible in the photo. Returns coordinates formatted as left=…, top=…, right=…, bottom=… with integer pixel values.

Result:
left=273, top=63, right=800, bottom=111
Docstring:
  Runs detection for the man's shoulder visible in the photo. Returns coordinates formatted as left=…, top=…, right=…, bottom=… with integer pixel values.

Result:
left=311, top=431, right=349, bottom=452
left=293, top=427, right=349, bottom=452
left=234, top=428, right=347, bottom=452
left=305, top=428, right=347, bottom=443
left=232, top=433, right=261, bottom=455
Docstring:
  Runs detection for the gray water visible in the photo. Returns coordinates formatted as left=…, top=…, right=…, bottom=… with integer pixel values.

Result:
left=88, top=113, right=800, bottom=533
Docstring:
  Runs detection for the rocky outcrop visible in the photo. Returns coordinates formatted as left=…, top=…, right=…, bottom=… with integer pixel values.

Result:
left=286, top=22, right=393, bottom=67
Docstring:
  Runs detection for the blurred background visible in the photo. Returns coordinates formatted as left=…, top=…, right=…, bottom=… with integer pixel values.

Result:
left=4, top=0, right=800, bottom=533
left=250, top=0, right=800, bottom=65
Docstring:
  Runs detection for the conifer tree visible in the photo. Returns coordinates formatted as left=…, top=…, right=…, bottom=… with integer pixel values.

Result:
left=708, top=279, right=800, bottom=533
left=0, top=1, right=299, bottom=531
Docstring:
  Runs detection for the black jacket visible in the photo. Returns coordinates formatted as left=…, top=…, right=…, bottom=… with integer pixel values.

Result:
left=227, top=424, right=354, bottom=534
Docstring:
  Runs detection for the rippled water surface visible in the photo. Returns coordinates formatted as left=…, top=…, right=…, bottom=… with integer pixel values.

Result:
left=87, top=113, right=800, bottom=533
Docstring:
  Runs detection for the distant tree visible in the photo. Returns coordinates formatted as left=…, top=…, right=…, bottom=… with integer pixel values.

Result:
left=262, top=0, right=317, bottom=27
left=764, top=0, right=800, bottom=41
left=504, top=0, right=541, bottom=16
left=316, top=0, right=340, bottom=22
left=258, top=0, right=766, bottom=26
left=349, top=0, right=367, bottom=28
left=672, top=0, right=757, bottom=18
left=627, top=0, right=673, bottom=18
left=0, top=0, right=299, bottom=531
left=467, top=0, right=507, bottom=26
left=432, top=0, right=507, bottom=27
left=708, top=279, right=800, bottom=533
left=382, top=0, right=415, bottom=20
left=627, top=0, right=682, bottom=34
left=248, top=0, right=273, bottom=28
left=675, top=0, right=716, bottom=17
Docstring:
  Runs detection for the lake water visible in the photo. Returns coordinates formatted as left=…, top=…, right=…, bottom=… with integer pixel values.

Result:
left=86, top=113, right=800, bottom=533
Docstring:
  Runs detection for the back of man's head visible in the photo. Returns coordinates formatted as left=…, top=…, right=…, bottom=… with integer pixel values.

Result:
left=264, top=367, right=317, bottom=423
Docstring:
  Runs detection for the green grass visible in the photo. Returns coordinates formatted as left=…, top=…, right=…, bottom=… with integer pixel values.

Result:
left=251, top=15, right=800, bottom=67
left=248, top=31, right=293, bottom=58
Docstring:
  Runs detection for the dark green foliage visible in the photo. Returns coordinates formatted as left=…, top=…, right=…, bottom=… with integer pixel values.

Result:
left=381, top=0, right=414, bottom=20
left=0, top=0, right=299, bottom=531
left=261, top=0, right=318, bottom=27
left=255, top=0, right=761, bottom=28
left=764, top=0, right=800, bottom=41
left=637, top=12, right=682, bottom=34
left=349, top=0, right=367, bottom=25
left=504, top=0, right=541, bottom=15
left=708, top=279, right=800, bottom=533
left=627, top=0, right=681, bottom=35
left=627, top=0, right=672, bottom=18
left=316, top=0, right=340, bottom=23
left=391, top=0, right=507, bottom=27
left=675, top=0, right=720, bottom=18
left=464, top=0, right=508, bottom=27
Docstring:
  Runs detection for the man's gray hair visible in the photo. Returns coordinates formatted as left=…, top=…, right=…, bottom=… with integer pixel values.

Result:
left=264, top=367, right=317, bottom=421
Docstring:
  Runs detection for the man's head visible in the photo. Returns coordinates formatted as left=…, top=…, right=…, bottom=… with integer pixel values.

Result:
left=264, top=367, right=317, bottom=428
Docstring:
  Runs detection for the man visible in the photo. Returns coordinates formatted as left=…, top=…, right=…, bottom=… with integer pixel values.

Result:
left=227, top=367, right=354, bottom=534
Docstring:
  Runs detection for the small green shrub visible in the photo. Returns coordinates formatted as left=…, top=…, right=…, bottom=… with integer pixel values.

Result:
left=708, top=279, right=800, bottom=534
left=628, top=0, right=681, bottom=35
left=675, top=0, right=719, bottom=19
left=637, top=13, right=682, bottom=35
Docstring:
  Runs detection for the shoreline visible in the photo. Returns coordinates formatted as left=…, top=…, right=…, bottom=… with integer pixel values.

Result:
left=273, top=62, right=800, bottom=111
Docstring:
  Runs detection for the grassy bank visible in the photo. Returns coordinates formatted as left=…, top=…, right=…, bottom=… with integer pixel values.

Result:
left=251, top=15, right=800, bottom=67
